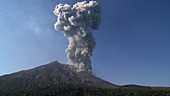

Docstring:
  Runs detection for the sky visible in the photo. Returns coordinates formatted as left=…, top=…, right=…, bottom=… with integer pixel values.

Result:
left=0, top=0, right=170, bottom=87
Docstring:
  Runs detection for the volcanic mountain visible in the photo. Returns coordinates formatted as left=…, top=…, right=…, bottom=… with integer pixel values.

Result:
left=0, top=61, right=117, bottom=88
left=0, top=61, right=170, bottom=96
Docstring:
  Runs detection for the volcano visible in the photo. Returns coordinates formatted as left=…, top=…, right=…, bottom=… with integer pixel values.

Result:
left=0, top=61, right=170, bottom=96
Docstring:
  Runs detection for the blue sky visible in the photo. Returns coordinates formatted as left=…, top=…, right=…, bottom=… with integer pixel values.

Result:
left=0, top=0, right=170, bottom=87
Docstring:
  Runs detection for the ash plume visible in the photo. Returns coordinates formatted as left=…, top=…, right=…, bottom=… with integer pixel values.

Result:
left=53, top=1, right=101, bottom=72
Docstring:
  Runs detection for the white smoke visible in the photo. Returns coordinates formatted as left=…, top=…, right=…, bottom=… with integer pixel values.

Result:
left=53, top=1, right=101, bottom=72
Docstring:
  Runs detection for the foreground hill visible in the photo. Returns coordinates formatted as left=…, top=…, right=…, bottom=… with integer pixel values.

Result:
left=0, top=61, right=170, bottom=96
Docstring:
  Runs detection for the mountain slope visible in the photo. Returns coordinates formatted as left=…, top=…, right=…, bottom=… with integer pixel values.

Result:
left=0, top=61, right=170, bottom=96
left=0, top=61, right=118, bottom=90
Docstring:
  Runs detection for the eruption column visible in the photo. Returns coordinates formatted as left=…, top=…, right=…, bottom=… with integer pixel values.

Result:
left=54, top=1, right=101, bottom=72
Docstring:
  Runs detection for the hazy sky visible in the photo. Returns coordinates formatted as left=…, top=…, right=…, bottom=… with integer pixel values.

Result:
left=0, top=0, right=170, bottom=87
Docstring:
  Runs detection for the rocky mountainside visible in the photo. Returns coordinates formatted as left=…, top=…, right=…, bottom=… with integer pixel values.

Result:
left=0, top=61, right=117, bottom=90
left=0, top=61, right=170, bottom=96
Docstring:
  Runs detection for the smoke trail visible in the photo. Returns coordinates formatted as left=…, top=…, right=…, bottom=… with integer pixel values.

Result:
left=53, top=1, right=101, bottom=72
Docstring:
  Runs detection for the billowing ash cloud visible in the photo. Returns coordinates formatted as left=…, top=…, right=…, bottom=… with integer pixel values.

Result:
left=53, top=1, right=101, bottom=72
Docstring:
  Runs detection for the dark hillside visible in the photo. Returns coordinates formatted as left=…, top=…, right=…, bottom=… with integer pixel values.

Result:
left=0, top=61, right=170, bottom=96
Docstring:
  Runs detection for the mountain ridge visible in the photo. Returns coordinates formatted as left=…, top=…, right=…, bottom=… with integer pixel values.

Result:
left=0, top=61, right=118, bottom=89
left=1, top=61, right=170, bottom=96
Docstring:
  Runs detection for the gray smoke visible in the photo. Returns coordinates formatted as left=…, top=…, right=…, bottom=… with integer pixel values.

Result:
left=53, top=1, right=101, bottom=72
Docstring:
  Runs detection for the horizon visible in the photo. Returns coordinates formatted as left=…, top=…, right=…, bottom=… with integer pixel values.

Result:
left=0, top=0, right=170, bottom=87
